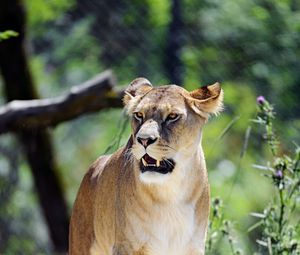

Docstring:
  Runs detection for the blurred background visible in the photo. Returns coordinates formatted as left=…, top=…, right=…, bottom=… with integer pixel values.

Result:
left=0, top=0, right=299, bottom=254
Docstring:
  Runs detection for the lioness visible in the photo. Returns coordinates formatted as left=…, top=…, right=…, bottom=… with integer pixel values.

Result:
left=69, top=78, right=223, bottom=255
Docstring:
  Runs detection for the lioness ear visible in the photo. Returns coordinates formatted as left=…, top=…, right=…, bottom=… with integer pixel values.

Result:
left=123, top=77, right=153, bottom=106
left=187, top=82, right=223, bottom=117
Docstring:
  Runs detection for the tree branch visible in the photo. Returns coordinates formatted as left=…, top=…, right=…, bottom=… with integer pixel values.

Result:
left=0, top=70, right=124, bottom=134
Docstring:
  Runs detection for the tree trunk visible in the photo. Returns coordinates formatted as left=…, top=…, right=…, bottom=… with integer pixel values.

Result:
left=164, top=0, right=184, bottom=85
left=0, top=0, right=69, bottom=252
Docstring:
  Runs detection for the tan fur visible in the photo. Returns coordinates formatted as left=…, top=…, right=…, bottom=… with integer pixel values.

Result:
left=69, top=78, right=223, bottom=255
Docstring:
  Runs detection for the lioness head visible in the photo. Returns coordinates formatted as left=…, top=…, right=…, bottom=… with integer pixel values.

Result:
left=124, top=78, right=223, bottom=184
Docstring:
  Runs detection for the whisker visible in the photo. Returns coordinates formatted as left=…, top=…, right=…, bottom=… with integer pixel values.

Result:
left=164, top=158, right=175, bottom=167
left=124, top=148, right=133, bottom=162
left=125, top=148, right=132, bottom=156
left=161, top=144, right=176, bottom=151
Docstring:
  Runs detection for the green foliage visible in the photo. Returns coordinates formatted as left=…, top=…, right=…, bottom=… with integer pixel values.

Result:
left=0, top=136, right=50, bottom=254
left=207, top=98, right=300, bottom=255
left=0, top=31, right=19, bottom=41
left=146, top=0, right=171, bottom=26
left=206, top=198, right=243, bottom=255
left=183, top=0, right=300, bottom=120
left=250, top=98, right=300, bottom=254
left=25, top=0, right=74, bottom=27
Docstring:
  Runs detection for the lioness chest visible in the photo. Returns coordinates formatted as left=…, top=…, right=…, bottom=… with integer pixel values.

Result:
left=127, top=202, right=196, bottom=255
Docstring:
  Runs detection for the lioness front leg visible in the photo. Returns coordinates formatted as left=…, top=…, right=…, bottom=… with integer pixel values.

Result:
left=113, top=244, right=148, bottom=255
left=112, top=244, right=129, bottom=255
left=133, top=247, right=148, bottom=255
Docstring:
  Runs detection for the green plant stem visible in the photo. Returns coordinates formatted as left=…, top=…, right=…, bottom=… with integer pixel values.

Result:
left=267, top=237, right=273, bottom=255
left=207, top=115, right=240, bottom=158
left=288, top=180, right=300, bottom=199
left=294, top=155, right=299, bottom=170
left=266, top=121, right=277, bottom=156
left=278, top=188, right=285, bottom=235
left=206, top=205, right=224, bottom=253
left=206, top=217, right=215, bottom=252
left=226, top=126, right=251, bottom=204
left=228, top=239, right=236, bottom=255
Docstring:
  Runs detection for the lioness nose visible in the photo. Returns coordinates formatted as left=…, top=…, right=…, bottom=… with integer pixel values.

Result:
left=137, top=137, right=157, bottom=148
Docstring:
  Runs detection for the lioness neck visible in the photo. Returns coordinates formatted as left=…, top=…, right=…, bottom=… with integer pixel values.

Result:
left=133, top=147, right=207, bottom=204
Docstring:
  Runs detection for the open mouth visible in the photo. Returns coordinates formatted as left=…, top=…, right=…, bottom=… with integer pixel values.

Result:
left=140, top=154, right=175, bottom=174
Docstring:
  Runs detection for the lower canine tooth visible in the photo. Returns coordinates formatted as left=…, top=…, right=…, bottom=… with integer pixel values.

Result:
left=156, top=160, right=160, bottom=167
left=142, top=158, right=147, bottom=166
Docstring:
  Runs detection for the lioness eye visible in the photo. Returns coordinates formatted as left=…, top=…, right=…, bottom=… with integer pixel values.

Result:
left=166, top=113, right=180, bottom=122
left=134, top=112, right=143, bottom=121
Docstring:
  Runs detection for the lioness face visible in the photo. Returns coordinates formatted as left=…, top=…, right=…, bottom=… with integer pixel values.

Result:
left=124, top=78, right=223, bottom=184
